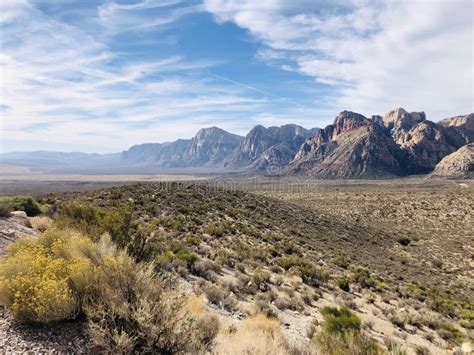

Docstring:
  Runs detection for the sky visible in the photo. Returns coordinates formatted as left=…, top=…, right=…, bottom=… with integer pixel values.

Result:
left=0, top=0, right=473, bottom=153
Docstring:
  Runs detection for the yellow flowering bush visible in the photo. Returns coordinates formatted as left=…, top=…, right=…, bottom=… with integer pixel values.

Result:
left=0, top=224, right=218, bottom=352
left=0, top=228, right=105, bottom=323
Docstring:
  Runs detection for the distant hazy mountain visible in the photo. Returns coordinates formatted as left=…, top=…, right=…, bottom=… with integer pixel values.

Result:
left=0, top=151, right=122, bottom=171
left=3, top=108, right=473, bottom=178
left=122, top=127, right=243, bottom=167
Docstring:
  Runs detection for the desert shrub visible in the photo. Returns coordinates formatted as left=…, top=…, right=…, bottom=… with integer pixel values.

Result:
left=102, top=206, right=134, bottom=249
left=320, top=307, right=361, bottom=333
left=314, top=330, right=382, bottom=355
left=415, top=346, right=430, bottom=355
left=389, top=315, right=405, bottom=329
left=313, top=307, right=382, bottom=354
left=201, top=282, right=223, bottom=303
left=84, top=256, right=212, bottom=353
left=278, top=256, right=299, bottom=271
left=56, top=201, right=106, bottom=238
left=0, top=227, right=216, bottom=352
left=437, top=322, right=464, bottom=344
left=187, top=296, right=220, bottom=348
left=397, top=237, right=411, bottom=246
left=384, top=338, right=408, bottom=355
left=193, top=259, right=221, bottom=280
left=0, top=228, right=97, bottom=323
left=274, top=296, right=304, bottom=311
left=204, top=222, right=226, bottom=237
left=255, top=299, right=277, bottom=318
left=214, top=313, right=289, bottom=354
left=157, top=244, right=198, bottom=272
left=339, top=277, right=351, bottom=292
left=333, top=254, right=351, bottom=269
left=252, top=270, right=271, bottom=291
left=11, top=196, right=42, bottom=216
left=56, top=201, right=138, bottom=254
left=350, top=265, right=376, bottom=289
left=0, top=201, right=13, bottom=217
left=426, top=288, right=457, bottom=318
left=30, top=216, right=53, bottom=232
left=299, top=263, right=330, bottom=287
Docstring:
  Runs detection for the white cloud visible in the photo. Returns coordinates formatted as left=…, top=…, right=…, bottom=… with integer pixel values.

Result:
left=97, top=0, right=199, bottom=35
left=0, top=0, right=278, bottom=153
left=204, top=0, right=474, bottom=120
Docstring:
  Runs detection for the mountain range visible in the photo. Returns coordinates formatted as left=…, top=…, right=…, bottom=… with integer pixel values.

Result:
left=2, top=108, right=473, bottom=178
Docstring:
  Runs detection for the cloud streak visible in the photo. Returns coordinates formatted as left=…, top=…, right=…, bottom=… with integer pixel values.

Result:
left=204, top=0, right=474, bottom=120
left=0, top=0, right=288, bottom=153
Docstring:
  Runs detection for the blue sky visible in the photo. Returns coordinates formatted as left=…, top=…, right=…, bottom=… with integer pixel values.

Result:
left=0, top=0, right=472, bottom=153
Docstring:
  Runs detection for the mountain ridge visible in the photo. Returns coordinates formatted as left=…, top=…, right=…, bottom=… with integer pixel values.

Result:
left=2, top=108, right=473, bottom=178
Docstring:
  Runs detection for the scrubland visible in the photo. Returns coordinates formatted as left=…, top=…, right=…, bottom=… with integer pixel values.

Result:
left=0, top=180, right=472, bottom=354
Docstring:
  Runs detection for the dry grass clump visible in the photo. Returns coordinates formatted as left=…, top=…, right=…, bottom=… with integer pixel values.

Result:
left=0, top=201, right=13, bottom=217
left=29, top=216, right=53, bottom=232
left=214, top=313, right=289, bottom=355
left=84, top=257, right=214, bottom=353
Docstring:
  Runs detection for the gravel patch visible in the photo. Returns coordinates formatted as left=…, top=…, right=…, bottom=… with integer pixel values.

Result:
left=0, top=308, right=93, bottom=354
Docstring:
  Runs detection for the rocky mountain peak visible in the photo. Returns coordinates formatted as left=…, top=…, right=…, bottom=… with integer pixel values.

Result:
left=332, top=111, right=369, bottom=138
left=383, top=107, right=426, bottom=131
left=187, top=127, right=243, bottom=165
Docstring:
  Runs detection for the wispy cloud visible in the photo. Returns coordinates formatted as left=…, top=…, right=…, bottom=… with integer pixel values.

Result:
left=97, top=0, right=201, bottom=35
left=204, top=0, right=474, bottom=120
left=0, top=0, right=284, bottom=152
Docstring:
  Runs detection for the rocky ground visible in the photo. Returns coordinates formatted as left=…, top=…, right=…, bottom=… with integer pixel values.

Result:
left=0, top=308, right=91, bottom=354
left=0, top=214, right=37, bottom=256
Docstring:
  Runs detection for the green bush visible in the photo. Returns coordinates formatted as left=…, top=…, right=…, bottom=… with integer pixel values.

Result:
left=56, top=201, right=135, bottom=252
left=320, top=307, right=361, bottom=334
left=299, top=263, right=330, bottom=287
left=314, top=330, right=382, bottom=355
left=0, top=196, right=42, bottom=217
left=278, top=256, right=299, bottom=271
left=56, top=201, right=106, bottom=238
left=339, top=277, right=350, bottom=292
left=350, top=265, right=376, bottom=289
left=313, top=307, right=382, bottom=354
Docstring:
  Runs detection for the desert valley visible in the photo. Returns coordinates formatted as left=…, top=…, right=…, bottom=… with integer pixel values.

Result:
left=1, top=0, right=473, bottom=354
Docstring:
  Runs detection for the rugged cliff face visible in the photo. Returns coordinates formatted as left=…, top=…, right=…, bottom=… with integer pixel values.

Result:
left=118, top=108, right=474, bottom=177
left=185, top=127, right=243, bottom=166
left=383, top=109, right=468, bottom=173
left=438, top=113, right=474, bottom=142
left=289, top=108, right=472, bottom=178
left=289, top=112, right=404, bottom=178
left=225, top=124, right=310, bottom=169
left=432, top=143, right=474, bottom=178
